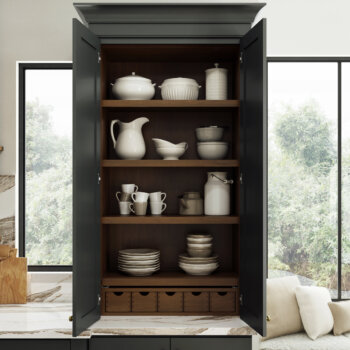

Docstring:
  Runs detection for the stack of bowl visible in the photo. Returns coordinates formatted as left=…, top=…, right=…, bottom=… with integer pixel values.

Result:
left=178, top=234, right=219, bottom=276
left=118, top=249, right=160, bottom=276
left=152, top=138, right=188, bottom=160
left=196, top=126, right=228, bottom=160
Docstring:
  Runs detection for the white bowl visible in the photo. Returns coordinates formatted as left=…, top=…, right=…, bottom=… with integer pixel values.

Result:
left=187, top=234, right=213, bottom=243
left=195, top=126, right=224, bottom=142
left=179, top=262, right=218, bottom=275
left=152, top=138, right=187, bottom=149
left=197, top=142, right=228, bottom=160
left=155, top=146, right=187, bottom=160
left=187, top=247, right=212, bottom=257
left=187, top=243, right=212, bottom=249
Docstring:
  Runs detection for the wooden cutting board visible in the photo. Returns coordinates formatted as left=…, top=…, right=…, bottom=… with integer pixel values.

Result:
left=0, top=257, right=27, bottom=304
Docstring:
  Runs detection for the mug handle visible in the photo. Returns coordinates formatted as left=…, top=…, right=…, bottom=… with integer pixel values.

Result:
left=161, top=203, right=167, bottom=213
left=131, top=193, right=137, bottom=202
left=161, top=192, right=167, bottom=201
left=129, top=203, right=135, bottom=214
left=134, top=185, right=139, bottom=193
left=116, top=191, right=121, bottom=202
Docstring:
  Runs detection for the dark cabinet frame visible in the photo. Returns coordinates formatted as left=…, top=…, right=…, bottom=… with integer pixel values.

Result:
left=72, top=3, right=267, bottom=337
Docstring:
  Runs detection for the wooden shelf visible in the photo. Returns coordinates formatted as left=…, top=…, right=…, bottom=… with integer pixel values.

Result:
left=102, top=159, right=239, bottom=168
left=102, top=215, right=239, bottom=225
left=102, top=271, right=238, bottom=287
left=101, top=99, right=240, bottom=109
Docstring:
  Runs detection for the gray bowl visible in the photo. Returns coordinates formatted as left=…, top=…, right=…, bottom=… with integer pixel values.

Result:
left=195, top=126, right=224, bottom=142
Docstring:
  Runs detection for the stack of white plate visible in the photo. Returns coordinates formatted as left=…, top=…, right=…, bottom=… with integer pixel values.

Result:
left=118, top=249, right=160, bottom=276
left=179, top=253, right=219, bottom=276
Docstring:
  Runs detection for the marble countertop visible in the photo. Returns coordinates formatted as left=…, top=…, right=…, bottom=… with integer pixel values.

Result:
left=0, top=303, right=256, bottom=338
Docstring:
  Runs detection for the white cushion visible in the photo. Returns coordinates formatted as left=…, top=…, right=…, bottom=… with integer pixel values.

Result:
left=260, top=333, right=350, bottom=350
left=264, top=276, right=303, bottom=340
left=295, top=286, right=333, bottom=340
left=328, top=300, right=350, bottom=335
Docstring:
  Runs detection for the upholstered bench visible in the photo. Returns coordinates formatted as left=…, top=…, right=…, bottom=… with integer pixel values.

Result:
left=260, top=332, right=350, bottom=350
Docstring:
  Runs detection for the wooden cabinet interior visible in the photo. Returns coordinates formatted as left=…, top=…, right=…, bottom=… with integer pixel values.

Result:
left=100, top=43, right=241, bottom=316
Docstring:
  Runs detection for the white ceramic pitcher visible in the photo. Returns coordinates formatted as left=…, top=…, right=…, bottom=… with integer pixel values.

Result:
left=110, top=117, right=149, bottom=159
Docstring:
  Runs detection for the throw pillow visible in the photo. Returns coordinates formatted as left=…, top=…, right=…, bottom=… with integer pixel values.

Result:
left=329, top=300, right=350, bottom=335
left=264, top=276, right=303, bottom=340
left=295, top=286, right=333, bottom=340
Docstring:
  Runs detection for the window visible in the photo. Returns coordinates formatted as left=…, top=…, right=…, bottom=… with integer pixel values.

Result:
left=268, top=58, right=350, bottom=300
left=19, top=63, right=72, bottom=271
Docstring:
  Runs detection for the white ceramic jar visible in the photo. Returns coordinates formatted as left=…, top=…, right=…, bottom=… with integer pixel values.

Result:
left=111, top=72, right=155, bottom=100
left=205, top=63, right=228, bottom=100
left=204, top=171, right=232, bottom=215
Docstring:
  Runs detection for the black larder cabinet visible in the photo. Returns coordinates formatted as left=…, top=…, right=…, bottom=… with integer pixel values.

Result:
left=73, top=3, right=267, bottom=338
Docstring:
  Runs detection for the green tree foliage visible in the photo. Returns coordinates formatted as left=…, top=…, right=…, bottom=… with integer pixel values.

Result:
left=25, top=99, right=72, bottom=265
left=269, top=101, right=339, bottom=290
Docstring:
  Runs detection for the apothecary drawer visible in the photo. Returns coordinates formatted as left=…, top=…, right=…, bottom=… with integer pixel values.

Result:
left=184, top=292, right=209, bottom=312
left=210, top=291, right=237, bottom=313
left=105, top=291, right=131, bottom=313
left=132, top=292, right=157, bottom=312
left=158, top=292, right=183, bottom=312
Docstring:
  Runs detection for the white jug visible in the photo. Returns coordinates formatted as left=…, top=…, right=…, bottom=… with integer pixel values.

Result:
left=110, top=117, right=149, bottom=160
left=204, top=171, right=233, bottom=215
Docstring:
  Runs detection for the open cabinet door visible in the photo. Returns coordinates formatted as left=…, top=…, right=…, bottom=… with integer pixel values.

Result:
left=72, top=18, right=101, bottom=337
left=239, top=19, right=267, bottom=336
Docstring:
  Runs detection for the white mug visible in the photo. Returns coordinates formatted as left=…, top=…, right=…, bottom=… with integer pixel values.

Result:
left=150, top=191, right=166, bottom=202
left=121, top=184, right=138, bottom=194
left=119, top=201, right=132, bottom=216
left=131, top=191, right=149, bottom=202
left=150, top=201, right=167, bottom=215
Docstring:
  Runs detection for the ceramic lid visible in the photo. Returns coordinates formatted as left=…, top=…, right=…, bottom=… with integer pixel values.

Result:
left=116, top=72, right=152, bottom=83
left=161, top=77, right=200, bottom=87
left=205, top=63, right=228, bottom=73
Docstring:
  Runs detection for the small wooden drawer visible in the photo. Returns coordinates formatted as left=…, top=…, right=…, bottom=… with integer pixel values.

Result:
left=158, top=292, right=183, bottom=312
left=132, top=292, right=157, bottom=312
left=210, top=291, right=237, bottom=312
left=105, top=291, right=131, bottom=313
left=184, top=292, right=209, bottom=312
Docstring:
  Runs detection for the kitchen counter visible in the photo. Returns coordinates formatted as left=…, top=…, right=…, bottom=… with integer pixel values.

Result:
left=0, top=303, right=257, bottom=338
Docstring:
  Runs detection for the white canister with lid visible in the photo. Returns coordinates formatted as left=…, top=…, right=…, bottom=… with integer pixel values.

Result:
left=204, top=171, right=233, bottom=215
left=205, top=63, right=228, bottom=100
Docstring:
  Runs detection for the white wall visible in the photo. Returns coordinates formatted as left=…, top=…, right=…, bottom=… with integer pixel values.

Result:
left=0, top=0, right=350, bottom=216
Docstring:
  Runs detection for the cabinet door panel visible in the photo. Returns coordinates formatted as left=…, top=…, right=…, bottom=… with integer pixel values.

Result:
left=0, top=340, right=70, bottom=350
left=171, top=337, right=251, bottom=350
left=90, top=337, right=170, bottom=350
left=239, top=18, right=267, bottom=336
left=73, top=18, right=101, bottom=337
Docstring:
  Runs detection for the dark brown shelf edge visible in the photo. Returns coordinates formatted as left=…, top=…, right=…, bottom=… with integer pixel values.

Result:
left=102, top=271, right=239, bottom=287
left=101, top=159, right=239, bottom=168
left=101, top=215, right=240, bottom=225
left=101, top=100, right=240, bottom=108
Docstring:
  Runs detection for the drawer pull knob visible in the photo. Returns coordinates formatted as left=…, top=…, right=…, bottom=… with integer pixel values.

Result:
left=113, top=292, right=124, bottom=296
left=192, top=292, right=202, bottom=296
left=166, top=292, right=176, bottom=296
left=218, top=292, right=228, bottom=296
left=140, top=292, right=150, bottom=296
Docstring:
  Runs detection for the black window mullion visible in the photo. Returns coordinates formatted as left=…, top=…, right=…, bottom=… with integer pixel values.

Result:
left=338, top=62, right=342, bottom=300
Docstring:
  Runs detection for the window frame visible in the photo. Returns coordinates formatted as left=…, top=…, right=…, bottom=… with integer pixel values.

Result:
left=267, top=57, right=350, bottom=300
left=18, top=62, right=73, bottom=272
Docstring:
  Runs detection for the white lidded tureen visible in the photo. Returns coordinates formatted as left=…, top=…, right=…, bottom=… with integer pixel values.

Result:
left=111, top=72, right=156, bottom=100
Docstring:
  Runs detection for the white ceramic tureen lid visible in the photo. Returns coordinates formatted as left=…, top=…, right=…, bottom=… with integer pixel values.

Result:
left=116, top=72, right=152, bottom=83
left=161, top=77, right=200, bottom=87
left=205, top=63, right=228, bottom=73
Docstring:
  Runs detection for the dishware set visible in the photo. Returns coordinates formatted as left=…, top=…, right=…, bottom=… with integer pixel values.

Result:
left=196, top=126, right=228, bottom=160
left=111, top=63, right=228, bottom=101
left=118, top=249, right=160, bottom=276
left=179, top=234, right=219, bottom=275
left=117, top=186, right=167, bottom=216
